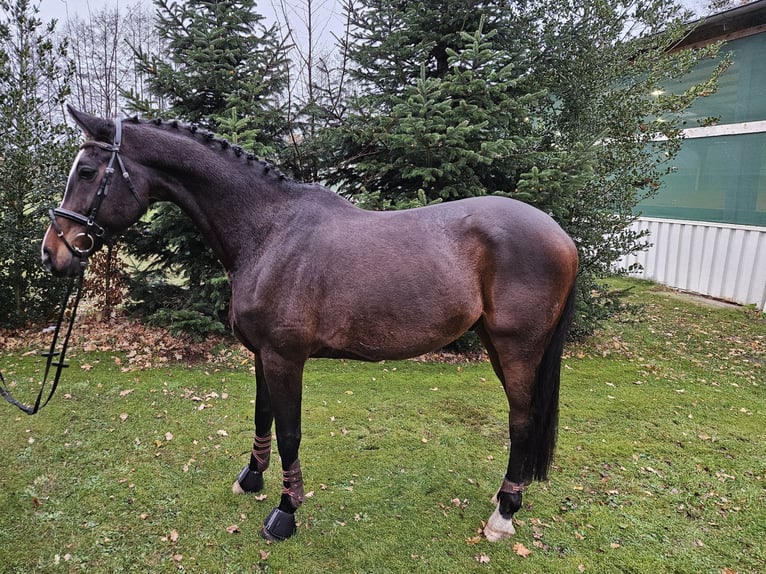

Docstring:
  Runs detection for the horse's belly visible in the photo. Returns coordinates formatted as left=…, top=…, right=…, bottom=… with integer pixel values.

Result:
left=311, top=330, right=469, bottom=362
left=313, top=288, right=481, bottom=361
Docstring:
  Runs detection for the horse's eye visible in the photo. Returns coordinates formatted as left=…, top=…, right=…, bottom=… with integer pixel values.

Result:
left=78, top=167, right=97, bottom=181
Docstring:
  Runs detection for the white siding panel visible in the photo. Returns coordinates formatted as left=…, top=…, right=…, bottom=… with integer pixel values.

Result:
left=617, top=218, right=766, bottom=310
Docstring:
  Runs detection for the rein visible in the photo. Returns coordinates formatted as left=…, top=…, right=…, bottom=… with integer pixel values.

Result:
left=0, top=272, right=84, bottom=415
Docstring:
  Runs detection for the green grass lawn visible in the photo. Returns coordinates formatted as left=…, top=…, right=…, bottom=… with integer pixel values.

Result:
left=0, top=278, right=763, bottom=573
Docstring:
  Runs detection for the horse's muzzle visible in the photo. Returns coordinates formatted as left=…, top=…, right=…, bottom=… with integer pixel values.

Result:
left=41, top=244, right=87, bottom=278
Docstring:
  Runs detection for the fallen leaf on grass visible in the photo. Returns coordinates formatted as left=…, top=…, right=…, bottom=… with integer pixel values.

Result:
left=226, top=524, right=241, bottom=534
left=119, top=413, right=128, bottom=422
left=169, top=529, right=179, bottom=542
left=513, top=542, right=532, bottom=558
left=119, top=389, right=134, bottom=397
left=475, top=554, right=490, bottom=564
left=259, top=549, right=270, bottom=560
left=465, top=535, right=482, bottom=545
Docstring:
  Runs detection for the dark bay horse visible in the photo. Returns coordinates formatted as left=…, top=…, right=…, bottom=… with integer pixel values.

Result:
left=42, top=107, right=578, bottom=542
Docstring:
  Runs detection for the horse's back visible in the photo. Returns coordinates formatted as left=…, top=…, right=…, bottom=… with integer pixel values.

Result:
left=406, top=195, right=576, bottom=277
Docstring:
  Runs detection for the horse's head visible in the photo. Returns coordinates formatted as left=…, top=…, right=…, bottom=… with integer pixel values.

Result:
left=42, top=106, right=149, bottom=277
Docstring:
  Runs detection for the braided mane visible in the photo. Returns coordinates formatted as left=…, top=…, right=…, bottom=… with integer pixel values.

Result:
left=130, top=114, right=289, bottom=181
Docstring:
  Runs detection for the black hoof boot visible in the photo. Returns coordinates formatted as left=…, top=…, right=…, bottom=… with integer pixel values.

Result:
left=262, top=507, right=296, bottom=541
left=233, top=466, right=264, bottom=494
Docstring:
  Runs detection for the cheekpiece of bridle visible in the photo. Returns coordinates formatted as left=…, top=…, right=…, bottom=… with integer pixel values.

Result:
left=48, top=117, right=141, bottom=264
left=0, top=117, right=138, bottom=415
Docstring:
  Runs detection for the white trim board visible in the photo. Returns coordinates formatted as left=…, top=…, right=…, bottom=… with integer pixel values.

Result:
left=653, top=120, right=766, bottom=141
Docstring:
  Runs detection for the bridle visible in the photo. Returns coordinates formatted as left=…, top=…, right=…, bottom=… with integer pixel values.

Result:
left=0, top=118, right=141, bottom=415
left=48, top=117, right=142, bottom=261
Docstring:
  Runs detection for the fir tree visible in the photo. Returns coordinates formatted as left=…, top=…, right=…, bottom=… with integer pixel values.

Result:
left=336, top=18, right=539, bottom=208
left=345, top=0, right=512, bottom=93
left=129, top=0, right=289, bottom=148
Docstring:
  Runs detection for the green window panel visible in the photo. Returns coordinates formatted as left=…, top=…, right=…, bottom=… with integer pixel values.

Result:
left=641, top=132, right=766, bottom=227
left=670, top=33, right=766, bottom=126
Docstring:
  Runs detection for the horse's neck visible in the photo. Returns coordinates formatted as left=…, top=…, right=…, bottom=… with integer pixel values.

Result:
left=144, top=137, right=291, bottom=272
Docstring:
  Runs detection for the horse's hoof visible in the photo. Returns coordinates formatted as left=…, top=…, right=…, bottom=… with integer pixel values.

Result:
left=262, top=507, right=297, bottom=541
left=232, top=466, right=264, bottom=494
left=484, top=506, right=516, bottom=542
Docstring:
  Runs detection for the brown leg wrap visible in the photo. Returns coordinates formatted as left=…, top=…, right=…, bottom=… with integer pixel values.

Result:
left=282, top=459, right=305, bottom=509
left=252, top=433, right=272, bottom=473
left=500, top=478, right=527, bottom=495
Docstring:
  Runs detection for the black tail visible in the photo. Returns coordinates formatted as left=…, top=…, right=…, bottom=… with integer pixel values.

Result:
left=528, top=281, right=577, bottom=481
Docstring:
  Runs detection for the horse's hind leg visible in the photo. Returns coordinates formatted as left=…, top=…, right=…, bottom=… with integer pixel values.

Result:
left=477, top=324, right=558, bottom=541
left=478, top=330, right=542, bottom=540
left=233, top=353, right=274, bottom=494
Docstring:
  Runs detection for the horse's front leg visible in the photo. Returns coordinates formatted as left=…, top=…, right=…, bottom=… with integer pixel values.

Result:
left=258, top=349, right=306, bottom=541
left=233, top=354, right=274, bottom=494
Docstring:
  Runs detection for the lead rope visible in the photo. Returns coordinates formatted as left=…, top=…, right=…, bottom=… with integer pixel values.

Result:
left=0, top=272, right=85, bottom=415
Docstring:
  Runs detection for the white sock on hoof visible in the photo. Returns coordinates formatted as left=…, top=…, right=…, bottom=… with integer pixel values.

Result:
left=484, top=505, right=516, bottom=542
left=232, top=480, right=245, bottom=495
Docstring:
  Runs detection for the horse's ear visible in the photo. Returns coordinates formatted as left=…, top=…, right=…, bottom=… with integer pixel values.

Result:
left=67, top=105, right=113, bottom=142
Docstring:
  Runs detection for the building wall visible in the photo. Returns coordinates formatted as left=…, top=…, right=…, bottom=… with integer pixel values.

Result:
left=618, top=217, right=766, bottom=310
left=624, top=28, right=766, bottom=308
